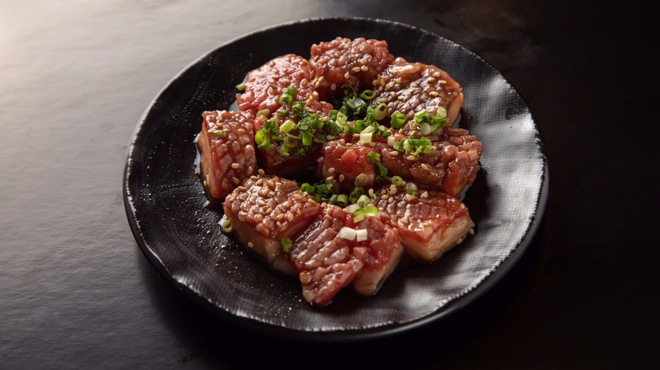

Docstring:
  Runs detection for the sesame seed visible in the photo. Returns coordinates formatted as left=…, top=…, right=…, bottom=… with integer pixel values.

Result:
left=248, top=242, right=254, bottom=248
left=344, top=72, right=350, bottom=79
left=406, top=155, right=416, bottom=161
left=429, top=91, right=440, bottom=97
left=331, top=83, right=336, bottom=91
left=360, top=65, right=369, bottom=71
left=231, top=162, right=240, bottom=169
left=328, top=167, right=336, bottom=174
left=421, top=191, right=429, bottom=198
left=339, top=174, right=345, bottom=182
left=287, top=213, right=294, bottom=222
left=352, top=66, right=361, bottom=72
left=389, top=150, right=399, bottom=156
left=258, top=169, right=265, bottom=175
left=232, top=177, right=239, bottom=185
left=439, top=80, right=447, bottom=84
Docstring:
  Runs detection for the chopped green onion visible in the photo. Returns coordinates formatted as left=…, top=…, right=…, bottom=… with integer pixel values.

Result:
left=390, top=112, right=407, bottom=129
left=276, top=107, right=288, bottom=116
left=357, top=194, right=371, bottom=207
left=301, top=183, right=315, bottom=194
left=359, top=131, right=373, bottom=144
left=373, top=103, right=388, bottom=120
left=414, top=109, right=428, bottom=123
left=391, top=176, right=405, bottom=187
left=367, top=152, right=381, bottom=163
left=207, top=129, right=227, bottom=136
left=283, top=135, right=298, bottom=148
left=374, top=162, right=388, bottom=182
left=406, top=182, right=418, bottom=195
left=281, top=237, right=293, bottom=253
left=254, top=129, right=270, bottom=149
left=301, top=131, right=312, bottom=146
left=257, top=109, right=271, bottom=116
left=359, top=89, right=376, bottom=101
left=279, top=94, right=293, bottom=105
left=285, top=86, right=297, bottom=97
left=437, top=106, right=447, bottom=118
left=280, top=120, right=295, bottom=134
left=349, top=187, right=365, bottom=204
left=354, top=173, right=370, bottom=187
left=235, top=83, right=246, bottom=92
left=335, top=194, right=348, bottom=207
left=221, top=219, right=233, bottom=233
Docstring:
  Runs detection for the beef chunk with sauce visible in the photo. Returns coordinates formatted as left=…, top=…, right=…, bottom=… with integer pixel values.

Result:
left=374, top=188, right=473, bottom=262
left=196, top=110, right=257, bottom=202
left=223, top=174, right=323, bottom=275
left=310, top=37, right=395, bottom=101
left=372, top=57, right=464, bottom=127
left=290, top=204, right=403, bottom=306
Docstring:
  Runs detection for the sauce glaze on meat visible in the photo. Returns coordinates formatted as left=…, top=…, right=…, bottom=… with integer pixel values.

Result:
left=196, top=37, right=483, bottom=306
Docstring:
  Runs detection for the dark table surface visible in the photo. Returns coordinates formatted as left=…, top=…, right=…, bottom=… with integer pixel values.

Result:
left=1, top=1, right=658, bottom=369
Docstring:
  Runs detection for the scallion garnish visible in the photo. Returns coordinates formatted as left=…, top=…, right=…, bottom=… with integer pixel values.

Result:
left=254, top=129, right=270, bottom=149
left=207, top=129, right=227, bottom=136
left=390, top=111, right=407, bottom=129
left=281, top=237, right=293, bottom=253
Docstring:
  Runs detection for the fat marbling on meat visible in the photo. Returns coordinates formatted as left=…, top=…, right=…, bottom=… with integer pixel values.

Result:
left=374, top=187, right=473, bottom=262
left=373, top=57, right=464, bottom=127
left=196, top=110, right=257, bottom=202
left=223, top=174, right=323, bottom=275
left=290, top=204, right=403, bottom=306
left=310, top=37, right=395, bottom=101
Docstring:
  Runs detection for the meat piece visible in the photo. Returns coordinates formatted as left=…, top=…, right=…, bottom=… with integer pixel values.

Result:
left=252, top=111, right=328, bottom=177
left=237, top=54, right=332, bottom=115
left=373, top=57, right=463, bottom=127
left=376, top=127, right=482, bottom=198
left=317, top=138, right=377, bottom=192
left=223, top=175, right=322, bottom=275
left=290, top=205, right=403, bottom=306
left=290, top=205, right=363, bottom=306
left=310, top=37, right=395, bottom=101
left=196, top=110, right=257, bottom=202
left=351, top=211, right=404, bottom=296
left=375, top=189, right=473, bottom=262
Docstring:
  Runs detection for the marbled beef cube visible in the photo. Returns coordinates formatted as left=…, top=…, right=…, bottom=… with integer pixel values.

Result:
left=290, top=204, right=403, bottom=306
left=310, top=37, right=395, bottom=101
left=223, top=175, right=322, bottom=275
left=375, top=188, right=473, bottom=262
left=373, top=58, right=463, bottom=127
left=237, top=53, right=332, bottom=115
left=196, top=110, right=257, bottom=202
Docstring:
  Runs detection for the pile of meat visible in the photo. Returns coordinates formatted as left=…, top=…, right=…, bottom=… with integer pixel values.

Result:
left=196, top=37, right=482, bottom=307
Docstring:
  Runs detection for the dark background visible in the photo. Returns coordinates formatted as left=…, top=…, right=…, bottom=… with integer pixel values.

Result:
left=1, top=1, right=657, bottom=369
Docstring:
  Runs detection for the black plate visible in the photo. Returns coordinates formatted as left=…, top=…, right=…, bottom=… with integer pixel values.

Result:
left=123, top=17, right=548, bottom=342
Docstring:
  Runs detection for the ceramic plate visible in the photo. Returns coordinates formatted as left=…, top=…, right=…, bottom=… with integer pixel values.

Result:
left=123, top=17, right=548, bottom=342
